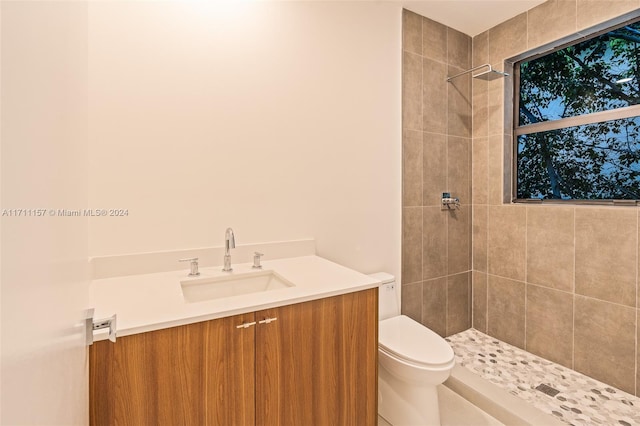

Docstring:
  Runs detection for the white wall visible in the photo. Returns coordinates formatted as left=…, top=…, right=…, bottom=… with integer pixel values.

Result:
left=88, top=1, right=402, bottom=278
left=0, top=3, right=401, bottom=422
left=1, top=2, right=89, bottom=424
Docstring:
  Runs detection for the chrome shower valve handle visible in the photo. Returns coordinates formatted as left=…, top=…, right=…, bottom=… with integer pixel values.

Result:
left=441, top=193, right=461, bottom=209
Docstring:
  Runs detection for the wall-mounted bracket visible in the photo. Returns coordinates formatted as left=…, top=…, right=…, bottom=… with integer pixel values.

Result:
left=86, top=311, right=117, bottom=345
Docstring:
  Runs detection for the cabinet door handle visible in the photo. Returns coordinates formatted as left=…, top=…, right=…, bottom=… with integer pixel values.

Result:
left=236, top=321, right=256, bottom=329
left=258, top=317, right=278, bottom=324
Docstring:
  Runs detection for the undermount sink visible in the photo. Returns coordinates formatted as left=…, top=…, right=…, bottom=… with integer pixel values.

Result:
left=181, top=270, right=295, bottom=303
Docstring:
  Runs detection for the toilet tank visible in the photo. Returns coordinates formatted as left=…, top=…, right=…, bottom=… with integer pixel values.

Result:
left=368, top=272, right=398, bottom=320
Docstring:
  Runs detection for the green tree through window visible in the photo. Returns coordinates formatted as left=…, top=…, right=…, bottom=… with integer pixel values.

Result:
left=516, top=20, right=640, bottom=200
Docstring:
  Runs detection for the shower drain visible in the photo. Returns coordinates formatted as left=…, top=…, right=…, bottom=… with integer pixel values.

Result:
left=535, top=383, right=560, bottom=397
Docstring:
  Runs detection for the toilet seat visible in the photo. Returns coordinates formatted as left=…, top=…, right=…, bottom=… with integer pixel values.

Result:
left=379, top=315, right=454, bottom=368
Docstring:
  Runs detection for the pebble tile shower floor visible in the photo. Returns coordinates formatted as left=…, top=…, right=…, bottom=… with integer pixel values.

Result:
left=446, top=329, right=640, bottom=426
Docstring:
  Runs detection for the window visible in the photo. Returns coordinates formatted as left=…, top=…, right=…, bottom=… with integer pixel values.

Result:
left=514, top=18, right=640, bottom=202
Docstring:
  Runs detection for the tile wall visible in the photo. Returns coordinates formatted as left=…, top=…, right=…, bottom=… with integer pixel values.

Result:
left=471, top=0, right=640, bottom=396
left=403, top=0, right=640, bottom=397
left=401, top=10, right=472, bottom=337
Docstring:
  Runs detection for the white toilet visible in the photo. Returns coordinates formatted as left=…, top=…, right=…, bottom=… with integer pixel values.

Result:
left=371, top=272, right=455, bottom=426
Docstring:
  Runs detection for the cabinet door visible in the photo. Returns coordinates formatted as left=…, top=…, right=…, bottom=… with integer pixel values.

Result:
left=255, top=288, right=378, bottom=425
left=90, top=312, right=255, bottom=426
left=206, top=312, right=256, bottom=426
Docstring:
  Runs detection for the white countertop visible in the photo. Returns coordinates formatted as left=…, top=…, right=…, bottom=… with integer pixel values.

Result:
left=91, top=255, right=380, bottom=341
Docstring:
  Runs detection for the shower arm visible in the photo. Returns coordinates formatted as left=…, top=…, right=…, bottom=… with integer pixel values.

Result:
left=446, top=63, right=508, bottom=82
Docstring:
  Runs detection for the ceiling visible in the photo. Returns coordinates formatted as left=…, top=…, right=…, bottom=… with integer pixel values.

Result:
left=400, top=0, right=546, bottom=36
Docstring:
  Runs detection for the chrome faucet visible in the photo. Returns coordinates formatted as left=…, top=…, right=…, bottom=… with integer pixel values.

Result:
left=223, top=227, right=235, bottom=272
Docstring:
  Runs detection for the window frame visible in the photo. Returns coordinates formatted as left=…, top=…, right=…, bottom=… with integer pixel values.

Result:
left=510, top=11, right=640, bottom=205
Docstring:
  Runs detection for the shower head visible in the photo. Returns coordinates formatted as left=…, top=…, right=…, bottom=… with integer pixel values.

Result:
left=447, top=63, right=509, bottom=82
left=471, top=68, right=509, bottom=81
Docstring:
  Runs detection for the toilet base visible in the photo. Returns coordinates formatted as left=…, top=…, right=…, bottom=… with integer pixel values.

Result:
left=378, top=363, right=441, bottom=426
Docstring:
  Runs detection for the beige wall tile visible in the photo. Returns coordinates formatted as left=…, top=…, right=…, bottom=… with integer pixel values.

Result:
left=488, top=13, right=528, bottom=65
left=423, top=132, right=447, bottom=207
left=487, top=78, right=505, bottom=137
left=422, top=16, right=447, bottom=63
left=447, top=272, right=471, bottom=335
left=447, top=27, right=471, bottom=69
left=422, top=277, right=447, bottom=336
left=472, top=136, right=488, bottom=204
left=448, top=136, right=471, bottom=204
left=423, top=58, right=447, bottom=134
left=472, top=271, right=488, bottom=332
left=472, top=30, right=489, bottom=67
left=403, top=9, right=422, bottom=56
left=403, top=130, right=423, bottom=207
left=637, top=309, right=640, bottom=397
left=403, top=52, right=422, bottom=131
left=473, top=80, right=489, bottom=138
left=488, top=205, right=526, bottom=281
left=448, top=205, right=471, bottom=274
left=448, top=66, right=472, bottom=138
left=574, top=296, right=636, bottom=394
left=473, top=205, right=488, bottom=272
left=527, top=206, right=574, bottom=291
left=526, top=284, right=573, bottom=368
left=527, top=0, right=577, bottom=48
left=402, top=207, right=423, bottom=285
left=488, top=275, right=525, bottom=348
left=577, top=0, right=639, bottom=30
left=575, top=208, right=637, bottom=307
left=423, top=206, right=447, bottom=280
left=401, top=281, right=422, bottom=323
left=488, top=135, right=504, bottom=205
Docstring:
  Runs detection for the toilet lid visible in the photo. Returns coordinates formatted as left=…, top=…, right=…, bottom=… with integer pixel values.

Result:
left=379, top=315, right=454, bottom=367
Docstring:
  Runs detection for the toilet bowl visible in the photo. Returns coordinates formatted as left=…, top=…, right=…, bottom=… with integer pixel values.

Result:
left=370, top=273, right=455, bottom=426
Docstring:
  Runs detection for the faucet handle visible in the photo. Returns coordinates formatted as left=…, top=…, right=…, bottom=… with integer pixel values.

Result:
left=252, top=252, right=264, bottom=269
left=179, top=257, right=200, bottom=277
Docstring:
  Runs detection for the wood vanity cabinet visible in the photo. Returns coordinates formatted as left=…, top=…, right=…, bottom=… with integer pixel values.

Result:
left=89, top=287, right=378, bottom=426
